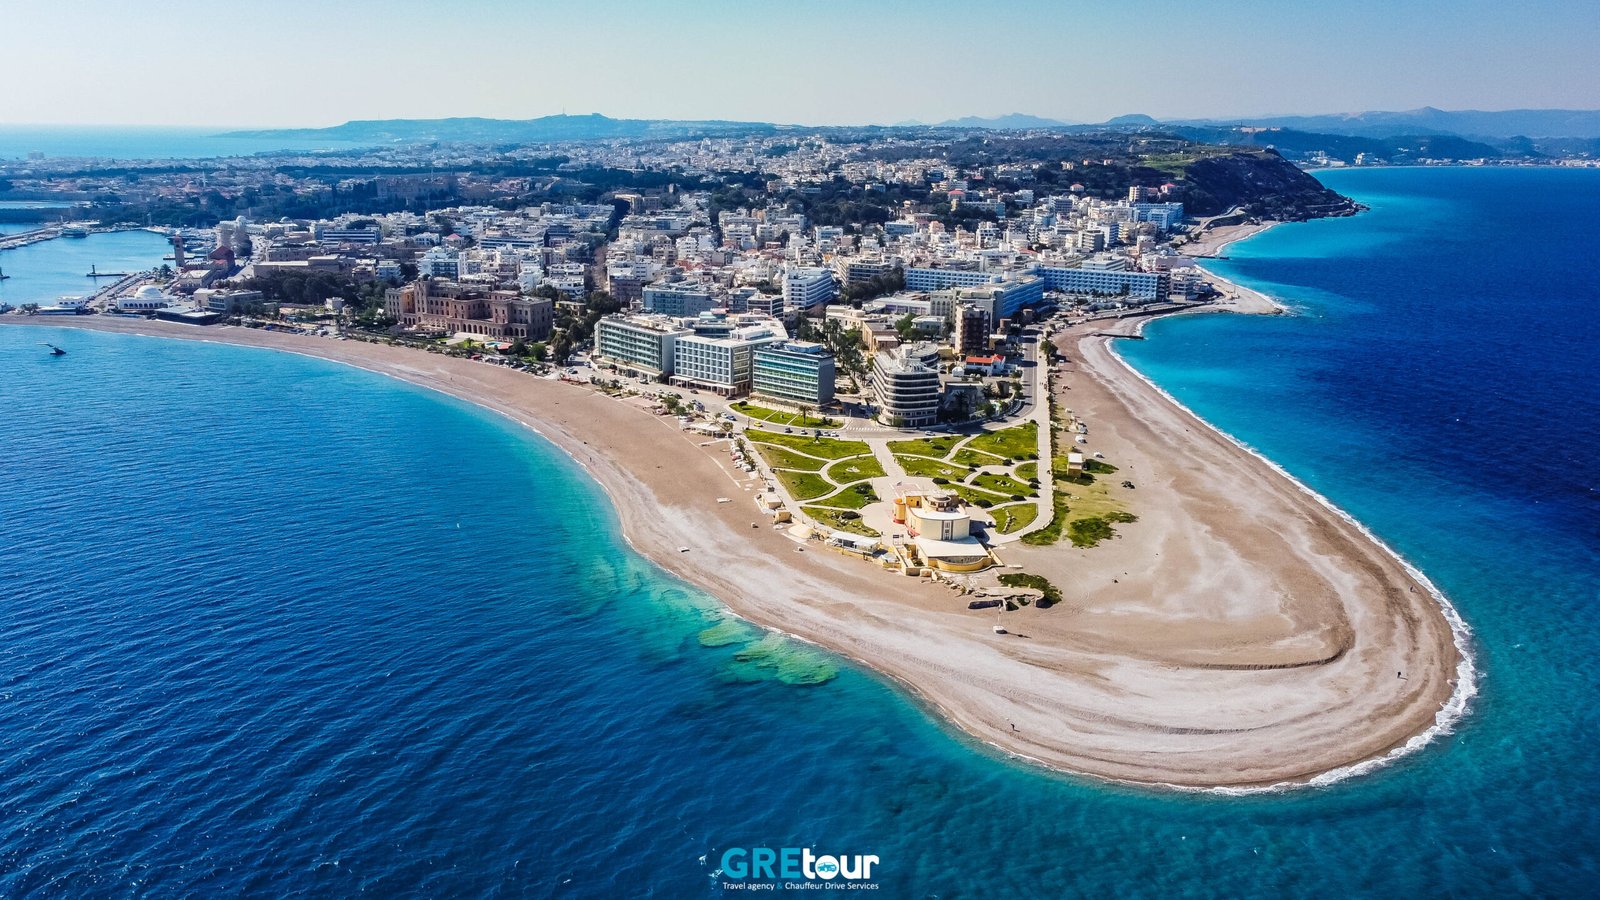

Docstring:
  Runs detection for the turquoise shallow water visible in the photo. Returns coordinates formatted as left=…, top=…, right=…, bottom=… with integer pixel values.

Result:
left=0, top=168, right=1597, bottom=896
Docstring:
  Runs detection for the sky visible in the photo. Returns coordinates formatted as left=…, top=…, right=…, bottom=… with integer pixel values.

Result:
left=1, top=0, right=1597, bottom=128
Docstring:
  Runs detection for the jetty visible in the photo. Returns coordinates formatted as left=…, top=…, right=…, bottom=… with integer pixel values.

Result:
left=0, top=226, right=62, bottom=250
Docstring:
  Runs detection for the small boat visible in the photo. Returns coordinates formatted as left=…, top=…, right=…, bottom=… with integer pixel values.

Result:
left=44, top=343, right=66, bottom=356
left=60, top=226, right=89, bottom=238
left=993, top=624, right=1008, bottom=634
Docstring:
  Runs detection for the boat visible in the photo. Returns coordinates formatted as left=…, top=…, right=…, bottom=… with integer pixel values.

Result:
left=60, top=226, right=90, bottom=238
left=44, top=343, right=66, bottom=356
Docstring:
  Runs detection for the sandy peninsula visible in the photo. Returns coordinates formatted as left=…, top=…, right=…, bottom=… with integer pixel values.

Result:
left=2, top=313, right=1472, bottom=790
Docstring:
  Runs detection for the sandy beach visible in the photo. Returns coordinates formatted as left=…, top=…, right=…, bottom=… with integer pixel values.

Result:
left=1, top=314, right=1470, bottom=790
left=1178, top=221, right=1291, bottom=315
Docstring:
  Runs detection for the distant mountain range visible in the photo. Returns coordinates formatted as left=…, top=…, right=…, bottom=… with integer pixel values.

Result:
left=923, top=113, right=1074, bottom=130
left=1169, top=107, right=1600, bottom=140
left=921, top=107, right=1600, bottom=140
left=221, top=113, right=780, bottom=145
left=222, top=107, right=1600, bottom=148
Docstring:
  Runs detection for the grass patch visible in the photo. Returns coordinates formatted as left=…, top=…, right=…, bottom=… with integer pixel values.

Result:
left=747, top=428, right=869, bottom=459
left=803, top=505, right=881, bottom=537
left=776, top=469, right=834, bottom=501
left=1058, top=480, right=1124, bottom=520
left=896, top=455, right=966, bottom=480
left=1015, top=461, right=1038, bottom=481
left=825, top=455, right=885, bottom=484
left=886, top=435, right=959, bottom=459
left=1068, top=511, right=1138, bottom=548
left=989, top=502, right=1039, bottom=534
left=971, top=472, right=1035, bottom=498
left=966, top=421, right=1039, bottom=460
left=951, top=448, right=1006, bottom=469
left=952, top=483, right=1008, bottom=508
left=816, top=482, right=879, bottom=510
left=1021, top=489, right=1070, bottom=546
left=1084, top=458, right=1118, bottom=474
left=997, top=572, right=1063, bottom=608
left=731, top=400, right=838, bottom=429
left=750, top=443, right=827, bottom=471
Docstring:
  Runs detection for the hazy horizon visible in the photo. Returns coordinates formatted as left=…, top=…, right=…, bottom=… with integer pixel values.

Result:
left=9, top=103, right=1600, bottom=133
left=3, top=0, right=1598, bottom=129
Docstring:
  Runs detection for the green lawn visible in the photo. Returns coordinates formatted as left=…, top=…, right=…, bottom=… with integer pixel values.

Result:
left=817, top=482, right=879, bottom=510
left=971, top=472, right=1035, bottom=498
left=886, top=435, right=959, bottom=459
left=989, top=503, right=1039, bottom=534
left=966, top=421, right=1039, bottom=460
left=731, top=400, right=838, bottom=429
left=1015, top=461, right=1038, bottom=481
left=951, top=448, right=1006, bottom=469
left=952, top=483, right=1008, bottom=508
left=803, top=506, right=881, bottom=537
left=1021, top=489, right=1070, bottom=546
left=776, top=469, right=835, bottom=501
left=747, top=428, right=869, bottom=459
left=896, top=455, right=967, bottom=480
left=750, top=443, right=827, bottom=472
left=825, top=455, right=885, bottom=484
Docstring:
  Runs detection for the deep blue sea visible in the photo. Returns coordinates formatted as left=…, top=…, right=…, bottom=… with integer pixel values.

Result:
left=1, top=167, right=1597, bottom=897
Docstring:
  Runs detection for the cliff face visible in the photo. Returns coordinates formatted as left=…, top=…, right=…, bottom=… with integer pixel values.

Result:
left=1179, top=150, right=1359, bottom=220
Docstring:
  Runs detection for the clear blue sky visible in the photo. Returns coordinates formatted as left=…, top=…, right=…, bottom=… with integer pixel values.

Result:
left=2, top=0, right=1596, bottom=127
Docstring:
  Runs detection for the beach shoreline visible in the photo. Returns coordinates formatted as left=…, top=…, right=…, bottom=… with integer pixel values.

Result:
left=1180, top=220, right=1291, bottom=315
left=1, top=312, right=1468, bottom=790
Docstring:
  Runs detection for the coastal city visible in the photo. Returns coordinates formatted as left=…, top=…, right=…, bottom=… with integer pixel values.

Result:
left=0, top=114, right=1488, bottom=795
left=6, top=0, right=1600, bottom=893
left=0, top=128, right=1320, bottom=611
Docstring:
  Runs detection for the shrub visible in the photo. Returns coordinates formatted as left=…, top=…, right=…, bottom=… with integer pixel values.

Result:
left=1010, top=494, right=1025, bottom=502
left=932, top=477, right=949, bottom=485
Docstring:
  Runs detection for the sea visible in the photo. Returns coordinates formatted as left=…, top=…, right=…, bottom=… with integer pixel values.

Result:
left=0, top=167, right=1596, bottom=897
left=0, top=126, right=370, bottom=161
left=0, top=230, right=172, bottom=307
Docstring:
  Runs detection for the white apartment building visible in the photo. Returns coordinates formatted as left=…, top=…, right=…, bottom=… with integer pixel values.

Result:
left=670, top=321, right=784, bottom=397
left=642, top=281, right=717, bottom=317
left=872, top=346, right=943, bottom=428
left=752, top=341, right=837, bottom=408
left=782, top=266, right=837, bottom=313
left=594, top=315, right=692, bottom=377
left=1037, top=266, right=1166, bottom=301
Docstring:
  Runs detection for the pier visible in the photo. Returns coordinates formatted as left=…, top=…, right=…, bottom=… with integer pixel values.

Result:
left=0, top=226, right=63, bottom=251
left=0, top=224, right=140, bottom=252
left=87, top=271, right=149, bottom=305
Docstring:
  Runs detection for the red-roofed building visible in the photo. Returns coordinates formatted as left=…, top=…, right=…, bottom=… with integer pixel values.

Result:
left=962, top=354, right=1008, bottom=376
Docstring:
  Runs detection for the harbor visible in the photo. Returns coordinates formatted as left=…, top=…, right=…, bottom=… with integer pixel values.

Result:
left=0, top=227, right=170, bottom=309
